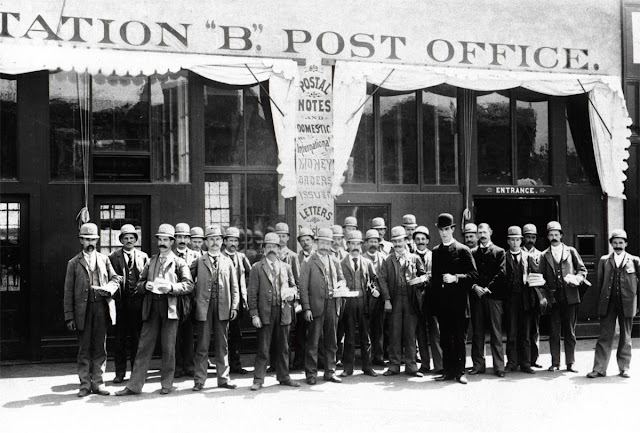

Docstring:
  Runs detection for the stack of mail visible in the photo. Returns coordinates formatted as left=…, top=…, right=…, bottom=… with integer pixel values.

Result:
left=527, top=273, right=546, bottom=287
left=333, top=280, right=358, bottom=298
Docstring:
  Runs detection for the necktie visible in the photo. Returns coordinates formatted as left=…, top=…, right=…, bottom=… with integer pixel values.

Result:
left=271, top=262, right=276, bottom=279
left=212, top=256, right=218, bottom=268
left=353, top=257, right=359, bottom=271
left=178, top=251, right=185, bottom=259
left=126, top=252, right=134, bottom=269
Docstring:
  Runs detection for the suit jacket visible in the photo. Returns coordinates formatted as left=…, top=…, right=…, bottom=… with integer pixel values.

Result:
left=596, top=252, right=640, bottom=318
left=190, top=253, right=239, bottom=322
left=137, top=251, right=194, bottom=321
left=64, top=252, right=121, bottom=330
left=340, top=255, right=379, bottom=315
left=299, top=252, right=345, bottom=318
left=505, top=250, right=534, bottom=311
left=248, top=258, right=297, bottom=325
left=523, top=246, right=543, bottom=272
left=298, top=249, right=315, bottom=267
left=472, top=243, right=507, bottom=300
left=415, top=248, right=435, bottom=315
left=279, top=246, right=301, bottom=288
left=431, top=241, right=478, bottom=318
left=379, top=251, right=426, bottom=315
left=175, top=247, right=200, bottom=267
left=223, top=250, right=251, bottom=309
left=363, top=250, right=387, bottom=276
left=539, top=244, right=587, bottom=305
left=108, top=248, right=149, bottom=303
left=379, top=240, right=393, bottom=255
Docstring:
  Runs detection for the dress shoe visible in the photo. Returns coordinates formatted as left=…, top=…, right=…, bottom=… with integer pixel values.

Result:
left=383, top=370, right=399, bottom=377
left=619, top=371, right=630, bottom=378
left=363, top=369, right=379, bottom=377
left=192, top=383, right=204, bottom=391
left=231, top=367, right=249, bottom=375
left=115, top=388, right=138, bottom=396
left=520, top=366, right=536, bottom=374
left=548, top=365, right=560, bottom=372
left=339, top=370, right=353, bottom=377
left=92, top=387, right=110, bottom=396
left=113, top=375, right=125, bottom=384
left=324, top=374, right=342, bottom=383
left=495, top=370, right=506, bottom=378
left=279, top=379, right=300, bottom=387
left=406, top=371, right=423, bottom=378
left=456, top=374, right=468, bottom=385
left=566, top=365, right=579, bottom=373
left=435, top=369, right=446, bottom=375
left=218, top=382, right=237, bottom=389
left=468, top=369, right=485, bottom=375
left=77, top=389, right=91, bottom=398
left=160, top=388, right=171, bottom=395
left=250, top=382, right=262, bottom=391
left=532, top=363, right=543, bottom=368
left=587, top=371, right=605, bottom=378
left=306, top=376, right=317, bottom=385
left=435, top=374, right=454, bottom=382
left=372, top=359, right=388, bottom=367
left=505, top=365, right=517, bottom=373
left=267, top=366, right=276, bottom=373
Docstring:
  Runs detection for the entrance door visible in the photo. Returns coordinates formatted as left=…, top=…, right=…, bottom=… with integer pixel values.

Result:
left=474, top=197, right=559, bottom=250
left=0, top=196, right=29, bottom=360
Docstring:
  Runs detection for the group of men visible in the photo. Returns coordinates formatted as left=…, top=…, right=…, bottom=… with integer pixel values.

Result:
left=63, top=212, right=637, bottom=396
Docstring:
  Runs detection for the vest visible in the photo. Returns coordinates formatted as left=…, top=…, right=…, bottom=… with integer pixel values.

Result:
left=551, top=256, right=567, bottom=304
left=88, top=265, right=104, bottom=303
left=611, top=261, right=624, bottom=315
left=353, top=259, right=364, bottom=298
left=124, top=252, right=139, bottom=295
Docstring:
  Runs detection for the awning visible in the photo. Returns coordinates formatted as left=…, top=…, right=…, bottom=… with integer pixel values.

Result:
left=332, top=61, right=632, bottom=200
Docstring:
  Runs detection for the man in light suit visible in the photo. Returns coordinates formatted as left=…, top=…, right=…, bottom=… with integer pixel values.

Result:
left=587, top=229, right=639, bottom=379
left=363, top=229, right=389, bottom=367
left=109, top=224, right=149, bottom=384
left=249, top=233, right=300, bottom=390
left=522, top=223, right=543, bottom=368
left=300, top=227, right=346, bottom=384
left=190, top=225, right=240, bottom=391
left=371, top=217, right=393, bottom=255
left=539, top=221, right=588, bottom=372
left=64, top=223, right=121, bottom=397
left=115, top=224, right=193, bottom=396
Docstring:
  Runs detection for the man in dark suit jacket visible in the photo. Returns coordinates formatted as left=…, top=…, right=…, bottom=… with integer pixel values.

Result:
left=249, top=233, right=300, bottom=390
left=587, top=229, right=639, bottom=379
left=108, top=224, right=149, bottom=383
left=363, top=229, right=389, bottom=367
left=379, top=226, right=427, bottom=377
left=432, top=214, right=478, bottom=385
left=522, top=223, right=544, bottom=368
left=300, top=227, right=346, bottom=385
left=291, top=227, right=316, bottom=370
left=538, top=221, right=587, bottom=372
left=64, top=223, right=121, bottom=397
left=469, top=223, right=507, bottom=377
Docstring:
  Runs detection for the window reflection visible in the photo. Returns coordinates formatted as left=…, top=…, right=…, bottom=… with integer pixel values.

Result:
left=246, top=87, right=277, bottom=167
left=346, top=96, right=375, bottom=184
left=477, top=92, right=511, bottom=185
left=381, top=92, right=417, bottom=184
left=1, top=78, right=17, bottom=180
left=516, top=100, right=549, bottom=185
left=423, top=89, right=457, bottom=185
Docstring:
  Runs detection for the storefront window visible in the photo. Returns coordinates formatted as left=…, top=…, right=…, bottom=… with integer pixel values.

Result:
left=345, top=97, right=375, bottom=184
left=423, top=89, right=457, bottom=185
left=0, top=202, right=21, bottom=291
left=97, top=203, right=143, bottom=254
left=381, top=92, right=418, bottom=184
left=0, top=78, right=17, bottom=180
left=516, top=99, right=549, bottom=185
left=477, top=92, right=511, bottom=185
left=565, top=96, right=599, bottom=186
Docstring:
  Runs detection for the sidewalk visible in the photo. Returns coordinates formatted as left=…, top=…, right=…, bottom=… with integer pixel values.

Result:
left=1, top=338, right=638, bottom=433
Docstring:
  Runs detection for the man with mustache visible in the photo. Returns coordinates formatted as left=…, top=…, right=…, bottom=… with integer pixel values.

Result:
left=432, top=213, right=478, bottom=385
left=189, top=227, right=205, bottom=255
left=402, top=214, right=418, bottom=254
left=109, top=224, right=149, bottom=384
left=380, top=226, right=427, bottom=377
left=292, top=227, right=316, bottom=370
left=190, top=225, right=239, bottom=391
left=300, top=227, right=346, bottom=385
left=64, top=223, right=121, bottom=397
left=363, top=229, right=389, bottom=367
left=249, top=233, right=300, bottom=390
left=331, top=224, right=348, bottom=260
left=275, top=222, right=301, bottom=287
left=522, top=223, right=543, bottom=368
left=413, top=226, right=443, bottom=375
left=340, top=230, right=380, bottom=377
left=223, top=226, right=252, bottom=374
left=115, top=224, right=193, bottom=396
left=463, top=223, right=479, bottom=250
left=371, top=217, right=393, bottom=255
left=469, top=223, right=507, bottom=377
left=173, top=223, right=199, bottom=379
left=538, top=221, right=587, bottom=372
left=343, top=216, right=358, bottom=236
left=587, top=229, right=640, bottom=379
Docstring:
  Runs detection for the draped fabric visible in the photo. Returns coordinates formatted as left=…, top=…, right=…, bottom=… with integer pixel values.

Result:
left=333, top=61, right=632, bottom=199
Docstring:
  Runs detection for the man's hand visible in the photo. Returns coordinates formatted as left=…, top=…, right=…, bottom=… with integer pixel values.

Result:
left=443, top=273, right=457, bottom=284
left=408, top=275, right=426, bottom=286
left=145, top=282, right=155, bottom=291
left=473, top=285, right=485, bottom=297
left=384, top=300, right=392, bottom=312
left=230, top=309, right=238, bottom=321
left=304, top=310, right=313, bottom=322
left=66, top=320, right=77, bottom=332
left=251, top=315, right=262, bottom=328
left=371, top=288, right=380, bottom=298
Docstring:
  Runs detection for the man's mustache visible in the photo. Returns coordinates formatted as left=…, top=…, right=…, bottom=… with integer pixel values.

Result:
left=614, top=247, right=624, bottom=251
left=86, top=245, right=95, bottom=251
left=159, top=245, right=168, bottom=249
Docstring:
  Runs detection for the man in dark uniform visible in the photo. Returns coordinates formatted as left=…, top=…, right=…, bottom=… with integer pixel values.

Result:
left=522, top=223, right=543, bottom=368
left=109, top=224, right=149, bottom=384
left=292, top=227, right=316, bottom=370
left=469, top=223, right=507, bottom=377
left=432, top=214, right=478, bottom=385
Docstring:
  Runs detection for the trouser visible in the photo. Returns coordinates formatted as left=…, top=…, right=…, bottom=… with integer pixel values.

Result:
left=549, top=302, right=578, bottom=367
left=417, top=309, right=443, bottom=371
left=292, top=309, right=308, bottom=367
left=470, top=296, right=505, bottom=371
left=506, top=297, right=532, bottom=369
left=592, top=297, right=633, bottom=374
left=342, top=297, right=372, bottom=372
left=76, top=301, right=109, bottom=391
left=254, top=304, right=291, bottom=383
left=388, top=294, right=418, bottom=373
left=369, top=297, right=385, bottom=362
left=127, top=297, right=179, bottom=393
left=336, top=299, right=346, bottom=361
left=439, top=311, right=469, bottom=377
left=228, top=307, right=244, bottom=370
left=175, top=311, right=195, bottom=375
left=305, top=298, right=339, bottom=379
left=530, top=312, right=540, bottom=364
left=114, top=295, right=143, bottom=378
left=194, top=297, right=231, bottom=386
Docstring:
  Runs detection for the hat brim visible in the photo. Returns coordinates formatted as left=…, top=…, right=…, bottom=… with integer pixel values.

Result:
left=609, top=236, right=627, bottom=242
left=156, top=233, right=175, bottom=239
left=507, top=235, right=523, bottom=238
left=372, top=226, right=386, bottom=230
left=118, top=233, right=139, bottom=242
left=403, top=224, right=418, bottom=229
left=316, top=236, right=333, bottom=242
left=436, top=223, right=456, bottom=229
left=390, top=235, right=407, bottom=241
left=190, top=235, right=204, bottom=239
left=174, top=232, right=191, bottom=237
left=80, top=235, right=100, bottom=239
